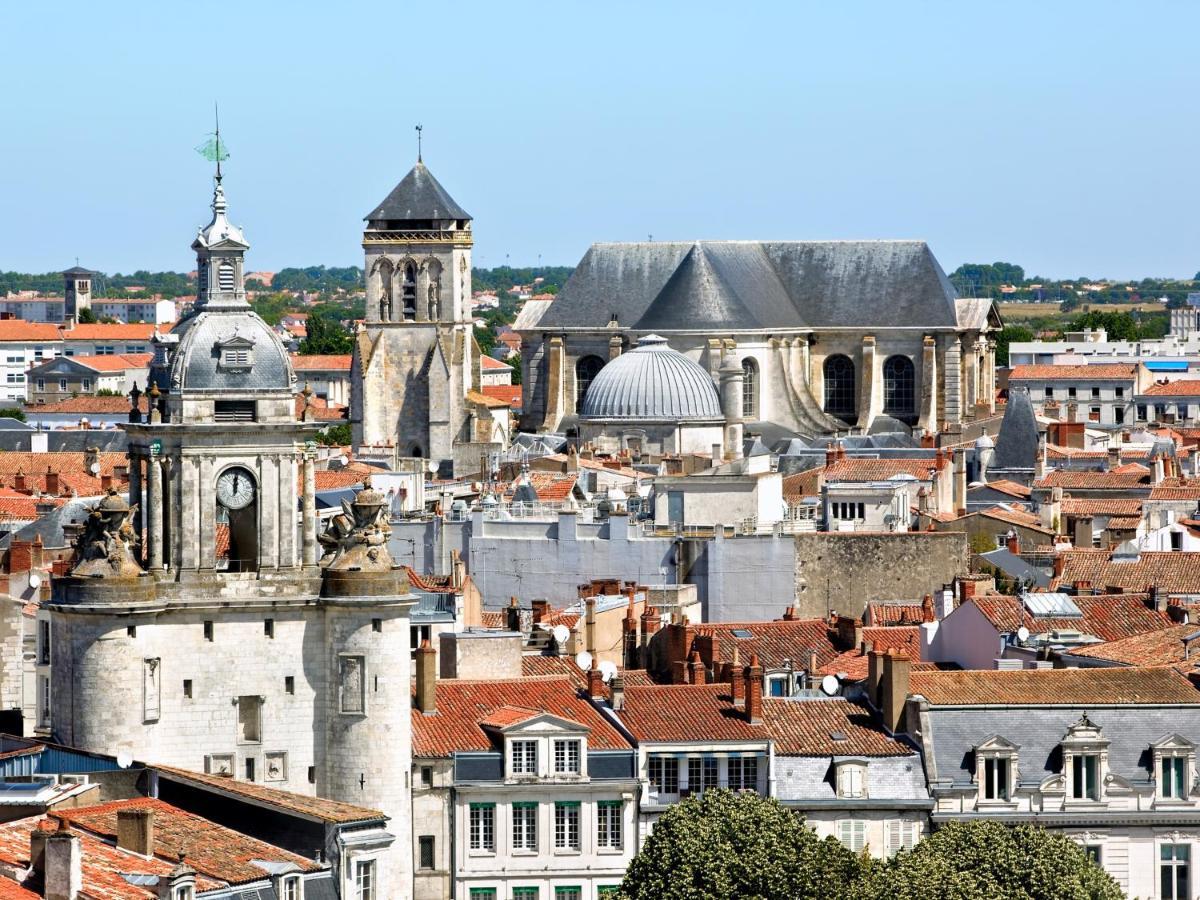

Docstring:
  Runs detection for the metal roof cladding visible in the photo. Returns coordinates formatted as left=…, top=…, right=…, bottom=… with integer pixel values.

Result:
left=579, top=334, right=723, bottom=421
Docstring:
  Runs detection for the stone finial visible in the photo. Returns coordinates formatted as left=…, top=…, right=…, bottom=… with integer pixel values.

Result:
left=301, top=382, right=315, bottom=423
left=68, top=488, right=142, bottom=578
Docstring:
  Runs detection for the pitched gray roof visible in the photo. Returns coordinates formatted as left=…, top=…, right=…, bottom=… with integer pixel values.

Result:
left=534, top=241, right=962, bottom=331
left=992, top=387, right=1039, bottom=470
left=365, top=162, right=471, bottom=222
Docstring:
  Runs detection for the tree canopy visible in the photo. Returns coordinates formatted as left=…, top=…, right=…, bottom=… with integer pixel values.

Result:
left=298, top=311, right=352, bottom=355
left=949, top=262, right=1026, bottom=295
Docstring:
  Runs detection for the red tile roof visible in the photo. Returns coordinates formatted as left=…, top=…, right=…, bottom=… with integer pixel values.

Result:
left=465, top=389, right=512, bottom=410
left=480, top=356, right=512, bottom=370
left=1009, top=364, right=1139, bottom=381
left=521, top=655, right=588, bottom=687
left=290, top=353, right=351, bottom=371
left=983, top=480, right=1032, bottom=500
left=1050, top=550, right=1200, bottom=594
left=864, top=602, right=929, bottom=626
left=525, top=472, right=578, bottom=503
left=55, top=797, right=321, bottom=885
left=1068, top=623, right=1200, bottom=666
left=1143, top=380, right=1200, bottom=396
left=481, top=384, right=522, bottom=409
left=1149, top=479, right=1200, bottom=500
left=411, top=675, right=631, bottom=757
left=0, top=878, right=38, bottom=899
left=910, top=666, right=1200, bottom=705
left=0, top=451, right=126, bottom=497
left=966, top=593, right=1171, bottom=642
left=823, top=458, right=937, bottom=482
left=703, top=620, right=843, bottom=672
left=1034, top=471, right=1150, bottom=490
left=618, top=684, right=910, bottom=756
left=155, top=766, right=383, bottom=824
left=25, top=395, right=135, bottom=414
left=782, top=466, right=823, bottom=502
left=63, top=353, right=152, bottom=372
left=974, top=506, right=1045, bottom=528
left=1060, top=498, right=1144, bottom=516
left=0, top=322, right=64, bottom=342
left=61, top=323, right=157, bottom=340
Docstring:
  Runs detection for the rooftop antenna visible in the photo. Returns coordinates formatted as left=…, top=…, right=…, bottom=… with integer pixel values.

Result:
left=416, top=123, right=423, bottom=163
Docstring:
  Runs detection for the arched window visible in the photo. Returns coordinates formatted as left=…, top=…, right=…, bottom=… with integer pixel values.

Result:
left=882, top=355, right=916, bottom=417
left=575, top=356, right=605, bottom=407
left=411, top=445, right=423, bottom=458
left=823, top=355, right=857, bottom=422
left=402, top=263, right=417, bottom=320
left=741, top=359, right=758, bottom=419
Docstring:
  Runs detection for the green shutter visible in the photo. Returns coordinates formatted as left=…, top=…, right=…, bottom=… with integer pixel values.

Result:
left=512, top=801, right=539, bottom=809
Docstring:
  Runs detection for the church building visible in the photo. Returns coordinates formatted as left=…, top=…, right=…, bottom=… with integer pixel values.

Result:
left=351, top=158, right=507, bottom=474
left=41, top=161, right=415, bottom=897
left=518, top=241, right=1001, bottom=445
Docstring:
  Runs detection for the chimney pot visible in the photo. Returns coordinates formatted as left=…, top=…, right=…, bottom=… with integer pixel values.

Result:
left=416, top=639, right=437, bottom=714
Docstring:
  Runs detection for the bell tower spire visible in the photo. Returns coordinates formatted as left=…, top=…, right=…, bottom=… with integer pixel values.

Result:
left=193, top=111, right=248, bottom=311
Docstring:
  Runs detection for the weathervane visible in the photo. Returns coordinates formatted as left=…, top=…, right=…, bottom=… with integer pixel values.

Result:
left=416, top=123, right=423, bottom=162
left=196, top=103, right=230, bottom=177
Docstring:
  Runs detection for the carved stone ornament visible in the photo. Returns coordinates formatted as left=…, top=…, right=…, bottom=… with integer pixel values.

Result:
left=69, top=488, right=143, bottom=577
left=318, top=486, right=394, bottom=572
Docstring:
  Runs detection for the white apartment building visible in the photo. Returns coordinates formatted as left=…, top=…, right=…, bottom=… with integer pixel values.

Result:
left=1008, top=363, right=1146, bottom=426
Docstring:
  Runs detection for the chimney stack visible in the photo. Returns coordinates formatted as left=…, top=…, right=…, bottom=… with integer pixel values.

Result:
left=686, top=650, right=705, bottom=685
left=116, top=807, right=154, bottom=857
left=587, top=662, right=606, bottom=699
left=729, top=648, right=744, bottom=707
left=44, top=819, right=81, bottom=900
left=415, top=639, right=437, bottom=714
left=744, top=653, right=763, bottom=724
left=881, top=650, right=912, bottom=735
left=45, top=468, right=59, bottom=497
left=1006, top=531, right=1020, bottom=554
left=610, top=675, right=625, bottom=711
left=867, top=649, right=885, bottom=708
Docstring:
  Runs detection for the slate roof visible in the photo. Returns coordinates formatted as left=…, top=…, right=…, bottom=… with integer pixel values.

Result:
left=966, top=593, right=1171, bottom=642
left=55, top=797, right=321, bottom=885
left=366, top=161, right=471, bottom=221
left=534, top=241, right=963, bottom=331
left=910, top=666, right=1199, bottom=705
left=1050, top=550, right=1200, bottom=594
left=1067, top=622, right=1200, bottom=666
left=618, top=684, right=911, bottom=756
left=579, top=335, right=722, bottom=421
left=154, top=766, right=384, bottom=824
left=411, top=675, right=630, bottom=758
left=1009, top=364, right=1140, bottom=381
left=991, top=388, right=1039, bottom=470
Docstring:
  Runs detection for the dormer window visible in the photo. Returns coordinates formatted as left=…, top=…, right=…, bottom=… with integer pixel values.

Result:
left=983, top=757, right=1010, bottom=801
left=1061, top=713, right=1109, bottom=803
left=554, top=738, right=581, bottom=775
left=217, top=335, right=255, bottom=372
left=974, top=735, right=1019, bottom=803
left=835, top=760, right=867, bottom=799
left=511, top=739, right=537, bottom=775
left=280, top=875, right=302, bottom=900
left=1153, top=734, right=1196, bottom=801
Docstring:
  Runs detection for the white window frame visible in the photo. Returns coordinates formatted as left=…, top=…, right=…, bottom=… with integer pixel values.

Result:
left=469, top=803, right=495, bottom=853
left=511, top=802, right=538, bottom=852
left=596, top=800, right=623, bottom=850
left=353, top=859, right=375, bottom=900
left=511, top=739, right=538, bottom=776
left=553, top=738, right=581, bottom=775
left=885, top=819, right=919, bottom=857
left=554, top=802, right=581, bottom=851
left=837, top=819, right=866, bottom=852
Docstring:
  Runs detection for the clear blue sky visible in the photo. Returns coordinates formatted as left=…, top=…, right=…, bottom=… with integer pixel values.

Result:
left=3, top=1, right=1198, bottom=280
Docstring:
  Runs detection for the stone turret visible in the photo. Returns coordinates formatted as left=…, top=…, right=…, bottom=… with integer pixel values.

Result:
left=718, top=352, right=745, bottom=461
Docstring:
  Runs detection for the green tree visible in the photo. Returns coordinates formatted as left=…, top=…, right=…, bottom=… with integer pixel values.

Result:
left=317, top=423, right=352, bottom=446
left=76, top=307, right=98, bottom=324
left=994, top=324, right=1034, bottom=367
left=474, top=325, right=497, bottom=356
left=508, top=352, right=522, bottom=386
left=299, top=313, right=352, bottom=355
left=858, top=821, right=1121, bottom=900
left=620, top=790, right=868, bottom=900
left=0, top=408, right=26, bottom=422
left=1069, top=310, right=1138, bottom=341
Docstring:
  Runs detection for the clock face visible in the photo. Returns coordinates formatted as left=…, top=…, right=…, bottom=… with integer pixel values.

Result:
left=216, top=467, right=256, bottom=510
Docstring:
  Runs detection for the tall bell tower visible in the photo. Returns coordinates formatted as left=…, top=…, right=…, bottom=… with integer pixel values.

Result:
left=352, top=154, right=480, bottom=469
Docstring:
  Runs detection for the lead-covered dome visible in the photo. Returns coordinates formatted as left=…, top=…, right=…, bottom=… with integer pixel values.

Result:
left=580, top=334, right=722, bottom=420
left=169, top=310, right=295, bottom=394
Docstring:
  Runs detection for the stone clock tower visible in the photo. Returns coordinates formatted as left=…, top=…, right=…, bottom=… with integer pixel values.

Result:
left=43, top=163, right=416, bottom=896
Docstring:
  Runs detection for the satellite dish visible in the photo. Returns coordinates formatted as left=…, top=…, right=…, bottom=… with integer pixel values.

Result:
left=89, top=462, right=100, bottom=475
left=116, top=747, right=133, bottom=769
left=599, top=660, right=618, bottom=682
left=575, top=650, right=594, bottom=671
left=1016, top=626, right=1031, bottom=643
left=551, top=624, right=570, bottom=645
left=28, top=574, right=41, bottom=589
left=820, top=675, right=839, bottom=696
left=427, top=460, right=439, bottom=475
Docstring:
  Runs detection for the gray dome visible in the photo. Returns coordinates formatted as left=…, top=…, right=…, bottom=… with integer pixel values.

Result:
left=580, top=335, right=722, bottom=421
left=170, top=310, right=295, bottom=394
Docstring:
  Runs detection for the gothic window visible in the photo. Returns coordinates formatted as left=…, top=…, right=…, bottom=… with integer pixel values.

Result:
left=883, top=355, right=916, bottom=417
left=575, top=356, right=605, bottom=408
left=402, top=263, right=417, bottom=320
left=742, top=359, right=758, bottom=419
left=823, top=355, right=857, bottom=422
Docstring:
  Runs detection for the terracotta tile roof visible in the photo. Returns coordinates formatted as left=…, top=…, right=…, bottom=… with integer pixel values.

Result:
left=480, top=611, right=506, bottom=628
left=402, top=566, right=459, bottom=593
left=1068, top=623, right=1200, bottom=666
left=1110, top=462, right=1150, bottom=475
left=522, top=655, right=587, bottom=687
left=1106, top=516, right=1143, bottom=529
left=0, top=495, right=64, bottom=520
left=294, top=393, right=348, bottom=421
left=0, top=322, right=63, bottom=342
left=818, top=626, right=926, bottom=680
left=983, top=480, right=1033, bottom=499
left=782, top=466, right=823, bottom=502
left=465, top=389, right=512, bottom=410
left=1009, top=364, right=1139, bottom=381
left=539, top=609, right=581, bottom=629
left=0, top=817, right=223, bottom=899
left=619, top=684, right=910, bottom=756
left=910, top=666, right=1200, bottom=705
left=0, top=878, right=38, bottom=899
left=313, top=467, right=370, bottom=491
left=975, top=506, right=1045, bottom=528
left=703, top=620, right=843, bottom=672
left=524, top=472, right=578, bottom=503
left=1143, top=380, right=1200, bottom=396
left=823, top=458, right=937, bottom=482
left=61, top=323, right=157, bottom=340
left=65, top=353, right=153, bottom=372
left=480, top=356, right=512, bottom=370
left=155, top=765, right=383, bottom=824
left=966, top=593, right=1171, bottom=642
left=1060, top=498, right=1144, bottom=516
left=1034, top=470, right=1150, bottom=490
left=1050, top=550, right=1200, bottom=594
left=290, top=353, right=351, bottom=371
left=1149, top=479, right=1200, bottom=500
left=481, top=384, right=522, bottom=409
left=55, top=797, right=321, bottom=885
left=0, top=451, right=126, bottom=496
left=478, top=705, right=554, bottom=729
left=864, top=601, right=928, bottom=626
left=411, top=675, right=631, bottom=757
left=25, top=395, right=135, bottom=414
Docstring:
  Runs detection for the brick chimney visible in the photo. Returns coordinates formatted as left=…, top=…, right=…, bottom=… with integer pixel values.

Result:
left=415, top=639, right=437, bottom=715
left=100, top=474, right=113, bottom=492
left=13, top=469, right=25, bottom=492
left=116, top=807, right=154, bottom=857
left=687, top=650, right=705, bottom=685
left=781, top=606, right=796, bottom=621
left=1053, top=554, right=1066, bottom=579
left=835, top=616, right=863, bottom=650
left=1006, top=531, right=1020, bottom=554
left=531, top=599, right=550, bottom=624
left=744, top=653, right=763, bottom=724
left=45, top=468, right=59, bottom=496
left=587, top=663, right=606, bottom=699
left=729, top=647, right=744, bottom=707
left=921, top=593, right=935, bottom=623
left=44, top=819, right=81, bottom=900
left=881, top=650, right=912, bottom=735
